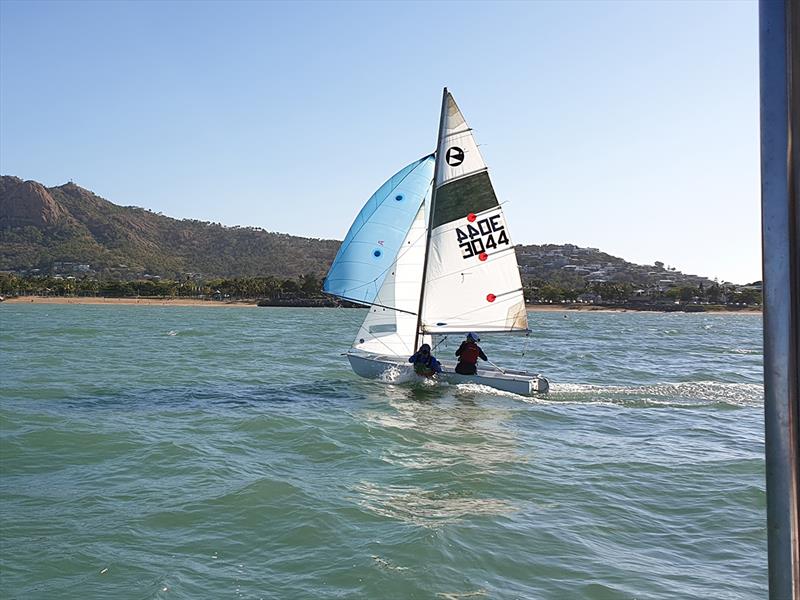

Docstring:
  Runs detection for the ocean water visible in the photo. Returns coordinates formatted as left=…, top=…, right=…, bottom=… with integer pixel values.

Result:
left=0, top=305, right=765, bottom=599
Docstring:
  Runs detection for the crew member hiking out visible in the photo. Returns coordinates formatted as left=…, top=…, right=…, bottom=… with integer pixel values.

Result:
left=409, top=343, right=443, bottom=378
left=455, top=333, right=487, bottom=375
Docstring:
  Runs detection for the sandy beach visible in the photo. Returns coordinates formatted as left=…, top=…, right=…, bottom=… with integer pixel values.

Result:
left=2, top=296, right=259, bottom=307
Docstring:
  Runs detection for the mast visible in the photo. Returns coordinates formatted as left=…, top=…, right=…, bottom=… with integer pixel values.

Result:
left=414, top=87, right=449, bottom=351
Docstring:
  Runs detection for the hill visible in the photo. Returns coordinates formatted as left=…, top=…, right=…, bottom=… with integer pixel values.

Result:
left=515, top=243, right=714, bottom=290
left=0, top=176, right=339, bottom=279
left=1, top=175, right=719, bottom=292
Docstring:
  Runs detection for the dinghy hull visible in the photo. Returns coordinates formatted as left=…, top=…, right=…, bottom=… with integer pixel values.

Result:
left=347, top=352, right=549, bottom=396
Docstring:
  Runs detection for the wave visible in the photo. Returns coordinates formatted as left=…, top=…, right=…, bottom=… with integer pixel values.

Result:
left=546, top=381, right=763, bottom=408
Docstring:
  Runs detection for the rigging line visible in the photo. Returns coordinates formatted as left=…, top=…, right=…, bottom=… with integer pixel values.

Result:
left=332, top=155, right=433, bottom=257
left=521, top=331, right=531, bottom=357
left=432, top=335, right=448, bottom=351
left=333, top=295, right=417, bottom=316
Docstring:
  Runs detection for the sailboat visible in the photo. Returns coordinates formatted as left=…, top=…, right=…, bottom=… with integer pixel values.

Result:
left=323, top=88, right=549, bottom=395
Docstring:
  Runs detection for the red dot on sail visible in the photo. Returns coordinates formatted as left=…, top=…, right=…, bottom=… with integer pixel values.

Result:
left=467, top=213, right=476, bottom=222
left=486, top=293, right=496, bottom=302
left=479, top=252, right=488, bottom=261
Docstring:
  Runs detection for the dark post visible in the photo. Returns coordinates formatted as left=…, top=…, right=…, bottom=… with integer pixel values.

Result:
left=759, top=1, right=800, bottom=598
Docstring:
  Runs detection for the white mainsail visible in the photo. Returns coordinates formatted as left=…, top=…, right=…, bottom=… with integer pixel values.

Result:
left=418, top=91, right=529, bottom=335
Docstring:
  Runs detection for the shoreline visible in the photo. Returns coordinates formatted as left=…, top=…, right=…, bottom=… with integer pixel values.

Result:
left=2, top=296, right=259, bottom=307
left=524, top=304, right=762, bottom=314
left=0, top=296, right=763, bottom=314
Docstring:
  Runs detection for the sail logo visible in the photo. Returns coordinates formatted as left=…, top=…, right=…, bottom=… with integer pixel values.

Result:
left=446, top=146, right=465, bottom=167
left=456, top=213, right=510, bottom=259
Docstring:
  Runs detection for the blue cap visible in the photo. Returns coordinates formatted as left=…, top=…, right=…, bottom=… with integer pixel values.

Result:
left=467, top=333, right=480, bottom=342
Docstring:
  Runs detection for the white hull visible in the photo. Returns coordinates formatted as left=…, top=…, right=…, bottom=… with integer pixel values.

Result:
left=347, top=351, right=549, bottom=396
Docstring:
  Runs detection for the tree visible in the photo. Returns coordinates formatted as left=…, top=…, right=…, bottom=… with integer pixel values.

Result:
left=539, top=284, right=564, bottom=303
left=590, top=282, right=632, bottom=303
left=281, top=279, right=300, bottom=296
left=706, top=283, right=722, bottom=303
left=0, top=274, right=21, bottom=295
left=300, top=273, right=321, bottom=296
left=731, top=288, right=762, bottom=305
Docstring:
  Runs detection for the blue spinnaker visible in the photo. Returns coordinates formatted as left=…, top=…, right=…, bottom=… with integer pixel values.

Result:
left=324, top=154, right=434, bottom=304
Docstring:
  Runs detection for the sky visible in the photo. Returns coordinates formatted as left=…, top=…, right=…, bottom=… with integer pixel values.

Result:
left=0, top=0, right=760, bottom=284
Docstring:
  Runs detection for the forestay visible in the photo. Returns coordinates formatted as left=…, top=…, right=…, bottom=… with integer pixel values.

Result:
left=419, top=92, right=528, bottom=334
left=323, top=155, right=435, bottom=305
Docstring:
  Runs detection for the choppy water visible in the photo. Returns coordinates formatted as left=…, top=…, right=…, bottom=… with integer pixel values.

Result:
left=0, top=305, right=765, bottom=599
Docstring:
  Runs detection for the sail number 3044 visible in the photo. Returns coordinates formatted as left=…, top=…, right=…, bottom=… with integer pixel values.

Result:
left=456, top=214, right=509, bottom=259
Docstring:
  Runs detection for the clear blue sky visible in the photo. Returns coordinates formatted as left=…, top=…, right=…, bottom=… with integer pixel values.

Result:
left=1, top=0, right=760, bottom=284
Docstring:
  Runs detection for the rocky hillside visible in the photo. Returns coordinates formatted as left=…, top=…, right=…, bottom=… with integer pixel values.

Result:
left=0, top=176, right=339, bottom=279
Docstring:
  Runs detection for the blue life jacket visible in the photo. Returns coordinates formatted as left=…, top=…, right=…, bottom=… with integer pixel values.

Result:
left=408, top=352, right=442, bottom=374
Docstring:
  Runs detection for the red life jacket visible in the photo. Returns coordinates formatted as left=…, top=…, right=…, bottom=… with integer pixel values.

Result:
left=459, top=342, right=480, bottom=364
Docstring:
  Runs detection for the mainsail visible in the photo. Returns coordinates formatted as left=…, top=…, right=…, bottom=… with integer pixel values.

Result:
left=418, top=90, right=529, bottom=335
left=323, top=155, right=435, bottom=305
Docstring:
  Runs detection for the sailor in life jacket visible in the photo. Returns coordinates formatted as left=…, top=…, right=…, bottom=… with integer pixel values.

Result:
left=408, top=343, right=443, bottom=378
left=455, top=333, right=488, bottom=375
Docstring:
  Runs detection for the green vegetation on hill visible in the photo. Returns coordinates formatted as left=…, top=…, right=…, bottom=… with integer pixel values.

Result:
left=0, top=176, right=338, bottom=279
